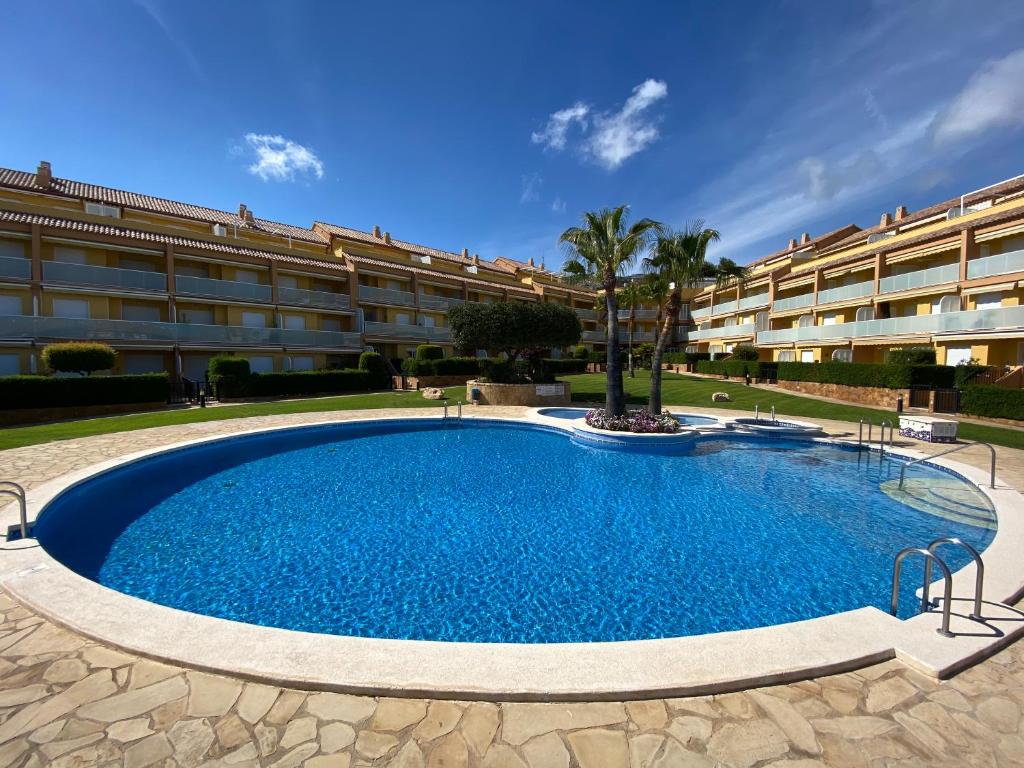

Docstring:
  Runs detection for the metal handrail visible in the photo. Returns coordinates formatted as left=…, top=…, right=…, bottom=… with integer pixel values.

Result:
left=879, top=420, right=890, bottom=455
left=891, top=547, right=954, bottom=638
left=457, top=401, right=462, bottom=421
left=897, top=441, right=996, bottom=489
left=927, top=537, right=985, bottom=620
left=0, top=482, right=28, bottom=540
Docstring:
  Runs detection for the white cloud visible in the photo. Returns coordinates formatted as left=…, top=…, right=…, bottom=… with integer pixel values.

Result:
left=520, top=172, right=543, bottom=203
left=243, top=134, right=324, bottom=182
left=531, top=102, right=589, bottom=151
left=551, top=196, right=566, bottom=213
left=585, top=79, right=668, bottom=169
left=799, top=151, right=883, bottom=201
left=932, top=49, right=1024, bottom=145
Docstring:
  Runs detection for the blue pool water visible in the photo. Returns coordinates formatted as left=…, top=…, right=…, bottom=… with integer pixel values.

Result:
left=36, top=420, right=994, bottom=643
left=539, top=407, right=719, bottom=426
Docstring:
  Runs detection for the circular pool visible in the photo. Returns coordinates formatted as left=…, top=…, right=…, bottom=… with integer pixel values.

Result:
left=537, top=407, right=720, bottom=426
left=35, top=419, right=994, bottom=644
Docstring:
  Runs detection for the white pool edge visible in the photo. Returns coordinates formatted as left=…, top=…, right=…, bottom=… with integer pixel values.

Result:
left=2, top=411, right=1022, bottom=701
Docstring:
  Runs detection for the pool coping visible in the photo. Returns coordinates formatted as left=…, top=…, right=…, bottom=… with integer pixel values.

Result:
left=2, top=410, right=1023, bottom=701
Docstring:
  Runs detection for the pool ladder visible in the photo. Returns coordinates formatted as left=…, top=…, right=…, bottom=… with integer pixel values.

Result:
left=442, top=400, right=463, bottom=422
left=891, top=537, right=985, bottom=638
left=857, top=419, right=894, bottom=454
left=0, top=481, right=30, bottom=540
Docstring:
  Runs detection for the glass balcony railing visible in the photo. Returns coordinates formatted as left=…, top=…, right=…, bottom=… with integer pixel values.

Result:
left=966, top=248, right=1024, bottom=280
left=618, top=330, right=657, bottom=342
left=737, top=293, right=770, bottom=311
left=709, top=299, right=738, bottom=316
left=43, top=260, right=167, bottom=292
left=358, top=285, right=417, bottom=306
left=878, top=263, right=958, bottom=294
left=278, top=286, right=350, bottom=310
left=688, top=323, right=756, bottom=341
left=581, top=330, right=604, bottom=342
left=815, top=280, right=874, bottom=305
left=418, top=294, right=464, bottom=310
left=176, top=274, right=272, bottom=302
left=690, top=306, right=711, bottom=320
left=2, top=315, right=362, bottom=347
left=0, top=256, right=31, bottom=280
left=772, top=293, right=814, bottom=312
left=617, top=309, right=659, bottom=320
left=755, top=305, right=1024, bottom=344
left=363, top=321, right=451, bottom=341
left=575, top=308, right=599, bottom=321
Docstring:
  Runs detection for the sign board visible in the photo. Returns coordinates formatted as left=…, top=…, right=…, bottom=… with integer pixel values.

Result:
left=535, top=384, right=563, bottom=396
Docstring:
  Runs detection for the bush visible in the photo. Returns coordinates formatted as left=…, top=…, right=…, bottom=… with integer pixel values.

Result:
left=585, top=408, right=681, bottom=434
left=243, top=370, right=370, bottom=397
left=415, top=345, right=444, bottom=362
left=777, top=362, right=955, bottom=389
left=959, top=386, right=1024, bottom=421
left=587, top=351, right=606, bottom=364
left=41, top=342, right=116, bottom=375
left=573, top=345, right=589, bottom=360
left=886, top=346, right=937, bottom=365
left=0, top=373, right=169, bottom=409
left=664, top=351, right=711, bottom=365
left=208, top=355, right=251, bottom=379
left=478, top=358, right=515, bottom=383
left=730, top=344, right=760, bottom=361
left=954, top=364, right=991, bottom=388
left=539, top=358, right=587, bottom=376
left=358, top=352, right=389, bottom=389
left=431, top=357, right=480, bottom=376
left=696, top=359, right=769, bottom=379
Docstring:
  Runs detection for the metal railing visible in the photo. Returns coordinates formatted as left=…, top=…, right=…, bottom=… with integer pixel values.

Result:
left=0, top=482, right=28, bottom=540
left=898, top=441, right=996, bottom=489
left=418, top=294, right=464, bottom=311
left=43, top=260, right=168, bottom=292
left=891, top=548, right=954, bottom=637
left=688, top=323, right=756, bottom=340
left=737, top=293, right=770, bottom=311
left=926, top=538, right=985, bottom=620
left=815, top=280, right=874, bottom=305
left=358, top=284, right=417, bottom=306
left=0, top=256, right=32, bottom=280
left=278, top=286, right=350, bottom=310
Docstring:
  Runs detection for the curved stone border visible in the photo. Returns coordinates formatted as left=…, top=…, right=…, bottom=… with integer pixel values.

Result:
left=728, top=417, right=825, bottom=436
left=1, top=412, right=1023, bottom=701
left=569, top=418, right=700, bottom=449
left=466, top=379, right=570, bottom=406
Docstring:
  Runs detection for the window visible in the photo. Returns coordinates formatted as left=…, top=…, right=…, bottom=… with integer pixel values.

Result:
left=54, top=247, right=87, bottom=264
left=944, top=346, right=973, bottom=366
left=387, top=280, right=404, bottom=292
left=176, top=264, right=210, bottom=279
left=935, top=295, right=960, bottom=314
left=289, top=356, right=314, bottom=371
left=212, top=224, right=227, bottom=237
left=118, top=257, right=156, bottom=272
left=0, top=354, right=19, bottom=375
left=394, top=313, right=411, bottom=325
left=973, top=292, right=1002, bottom=311
left=0, top=240, right=26, bottom=259
left=248, top=356, right=274, bottom=373
left=419, top=315, right=436, bottom=328
left=84, top=201, right=120, bottom=218
left=855, top=306, right=874, bottom=322
left=282, top=315, right=306, bottom=330
left=754, top=312, right=769, bottom=332
left=278, top=275, right=298, bottom=289
left=831, top=349, right=853, bottom=362
left=182, top=355, right=211, bottom=380
left=241, top=311, right=267, bottom=328
left=777, top=350, right=795, bottom=362
left=800, top=350, right=815, bottom=363
left=724, top=343, right=734, bottom=353
left=0, top=295, right=23, bottom=316
left=821, top=312, right=839, bottom=326
left=122, top=355, right=164, bottom=374
left=321, top=317, right=342, bottom=332
left=797, top=314, right=814, bottom=327
left=121, top=303, right=161, bottom=322
left=234, top=269, right=259, bottom=284
left=724, top=317, right=737, bottom=327
left=52, top=298, right=89, bottom=318
left=178, top=308, right=213, bottom=325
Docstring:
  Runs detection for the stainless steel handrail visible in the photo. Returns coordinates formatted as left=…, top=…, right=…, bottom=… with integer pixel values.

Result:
left=0, top=482, right=28, bottom=540
left=443, top=401, right=449, bottom=420
left=897, top=441, right=996, bottom=489
left=457, top=401, right=462, bottom=421
left=891, top=547, right=954, bottom=637
left=927, top=537, right=985, bottom=620
left=879, top=420, right=890, bottom=455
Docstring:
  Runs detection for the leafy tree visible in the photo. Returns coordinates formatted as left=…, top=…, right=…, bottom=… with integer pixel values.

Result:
left=41, top=342, right=116, bottom=376
left=730, top=344, right=760, bottom=361
left=559, top=206, right=662, bottom=415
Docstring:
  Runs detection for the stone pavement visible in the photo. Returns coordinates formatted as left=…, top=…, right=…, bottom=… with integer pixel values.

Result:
left=0, top=406, right=1022, bottom=767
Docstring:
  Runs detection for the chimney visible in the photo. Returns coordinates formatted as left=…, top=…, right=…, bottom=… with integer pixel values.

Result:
left=788, top=238, right=797, bottom=250
left=244, top=208, right=254, bottom=223
left=539, top=262, right=546, bottom=271
left=238, top=203, right=248, bottom=219
left=383, top=231, right=392, bottom=245
left=35, top=161, right=52, bottom=188
left=800, top=232, right=810, bottom=245
left=372, top=225, right=381, bottom=238
left=894, top=205, right=908, bottom=221
left=472, top=254, right=480, bottom=265
left=461, top=247, right=469, bottom=258
left=879, top=212, right=893, bottom=227
left=527, top=257, right=535, bottom=267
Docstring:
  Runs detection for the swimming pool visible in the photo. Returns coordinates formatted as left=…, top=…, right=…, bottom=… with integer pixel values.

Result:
left=35, top=419, right=994, bottom=644
left=537, top=406, right=720, bottom=426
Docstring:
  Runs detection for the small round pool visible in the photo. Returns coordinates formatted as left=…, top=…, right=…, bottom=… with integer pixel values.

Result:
left=36, top=419, right=994, bottom=644
left=537, top=407, right=720, bottom=426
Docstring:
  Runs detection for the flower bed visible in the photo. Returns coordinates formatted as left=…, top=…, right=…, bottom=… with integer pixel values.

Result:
left=584, top=408, right=681, bottom=434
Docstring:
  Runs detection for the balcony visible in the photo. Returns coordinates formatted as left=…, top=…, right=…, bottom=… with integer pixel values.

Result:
left=176, top=275, right=272, bottom=302
left=755, top=305, right=1024, bottom=344
left=618, top=330, right=657, bottom=343
left=43, top=261, right=167, bottom=292
left=575, top=308, right=599, bottom=321
left=0, top=315, right=363, bottom=348
left=878, top=263, right=958, bottom=295
left=737, top=293, right=770, bottom=311
left=617, top=309, right=659, bottom=320
left=0, top=256, right=31, bottom=280
left=815, top=280, right=874, bottom=305
left=278, top=286, right=350, bottom=310
left=772, top=293, right=814, bottom=312
left=362, top=321, right=450, bottom=342
left=418, top=294, right=464, bottom=311
left=690, top=306, right=711, bottom=320
left=967, top=247, right=1024, bottom=280
left=709, top=299, right=738, bottom=316
left=688, top=323, right=756, bottom=341
left=358, top=284, right=416, bottom=306
left=581, top=330, right=604, bottom=343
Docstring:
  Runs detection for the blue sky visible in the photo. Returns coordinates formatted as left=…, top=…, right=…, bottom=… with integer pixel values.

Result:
left=3, top=1, right=1024, bottom=267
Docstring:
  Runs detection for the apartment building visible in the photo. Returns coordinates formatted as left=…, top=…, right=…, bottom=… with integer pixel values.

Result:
left=685, top=176, right=1024, bottom=369
left=0, top=162, right=603, bottom=379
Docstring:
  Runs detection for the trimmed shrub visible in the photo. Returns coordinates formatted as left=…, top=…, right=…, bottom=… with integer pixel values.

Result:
left=431, top=356, right=480, bottom=376
left=1, top=373, right=169, bottom=409
left=696, top=359, right=768, bottom=379
left=478, top=358, right=515, bottom=383
left=244, top=370, right=370, bottom=397
left=886, top=346, right=937, bottom=365
left=358, top=352, right=389, bottom=389
left=208, top=355, right=251, bottom=379
left=730, top=344, right=760, bottom=361
left=777, top=362, right=955, bottom=389
left=573, top=345, right=589, bottom=360
left=954, top=364, right=991, bottom=388
left=959, top=386, right=1024, bottom=421
left=41, top=342, right=116, bottom=375
left=415, top=345, right=444, bottom=362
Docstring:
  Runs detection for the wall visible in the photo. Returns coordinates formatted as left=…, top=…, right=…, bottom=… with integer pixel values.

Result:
left=776, top=379, right=908, bottom=408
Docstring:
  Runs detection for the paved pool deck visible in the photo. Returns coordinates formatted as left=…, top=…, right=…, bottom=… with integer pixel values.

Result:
left=0, top=405, right=1022, bottom=766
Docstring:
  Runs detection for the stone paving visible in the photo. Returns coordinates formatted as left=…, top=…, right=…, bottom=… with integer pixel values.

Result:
left=0, top=406, right=1023, bottom=767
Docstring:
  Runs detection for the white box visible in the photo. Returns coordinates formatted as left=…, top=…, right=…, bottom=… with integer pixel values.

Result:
left=898, top=415, right=958, bottom=443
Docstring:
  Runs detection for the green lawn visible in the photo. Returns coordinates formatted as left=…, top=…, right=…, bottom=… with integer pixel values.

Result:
left=564, top=371, right=1024, bottom=450
left=0, top=387, right=465, bottom=451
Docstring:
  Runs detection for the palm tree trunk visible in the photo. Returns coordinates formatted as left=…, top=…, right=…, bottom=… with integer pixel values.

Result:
left=648, top=292, right=680, bottom=415
left=605, top=285, right=625, bottom=416
left=628, top=311, right=635, bottom=378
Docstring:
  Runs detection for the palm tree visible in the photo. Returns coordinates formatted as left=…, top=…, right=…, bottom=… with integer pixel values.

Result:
left=618, top=280, right=646, bottom=378
left=560, top=207, right=663, bottom=416
left=713, top=257, right=749, bottom=288
left=644, top=221, right=721, bottom=414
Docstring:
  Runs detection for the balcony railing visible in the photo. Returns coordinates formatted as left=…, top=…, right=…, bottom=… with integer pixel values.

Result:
left=755, top=305, right=1024, bottom=344
left=878, top=263, right=958, bottom=294
left=418, top=294, right=464, bottom=310
left=358, top=284, right=416, bottom=306
left=772, top=293, right=814, bottom=312
left=43, top=261, right=167, bottom=292
left=278, top=286, right=350, bottom=310
left=176, top=274, right=272, bottom=302
left=617, top=309, right=659, bottom=321
left=619, top=330, right=657, bottom=343
left=709, top=299, right=738, bottom=316
left=815, top=280, right=874, bottom=305
left=690, top=306, right=711, bottom=320
left=1, top=315, right=363, bottom=348
left=687, top=323, right=756, bottom=341
left=581, top=330, right=605, bottom=342
left=737, top=293, right=770, bottom=311
left=966, top=247, right=1024, bottom=280
left=575, top=308, right=599, bottom=321
left=0, top=256, right=31, bottom=280
left=362, top=321, right=450, bottom=341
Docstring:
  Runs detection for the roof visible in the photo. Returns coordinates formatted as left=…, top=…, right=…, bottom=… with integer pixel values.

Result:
left=314, top=221, right=514, bottom=275
left=0, top=209, right=345, bottom=271
left=344, top=253, right=539, bottom=298
left=0, top=167, right=328, bottom=246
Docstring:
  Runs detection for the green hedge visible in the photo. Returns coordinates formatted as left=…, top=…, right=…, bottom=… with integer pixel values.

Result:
left=776, top=362, right=955, bottom=389
left=696, top=359, right=771, bottom=378
left=886, top=346, right=936, bottom=365
left=663, top=352, right=711, bottom=365
left=41, top=342, right=117, bottom=375
left=208, top=355, right=251, bottom=379
left=241, top=370, right=371, bottom=398
left=358, top=352, right=389, bottom=389
left=405, top=356, right=481, bottom=376
left=415, top=344, right=444, bottom=362
left=1, top=373, right=170, bottom=409
left=959, top=386, right=1024, bottom=421
left=954, top=364, right=991, bottom=388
